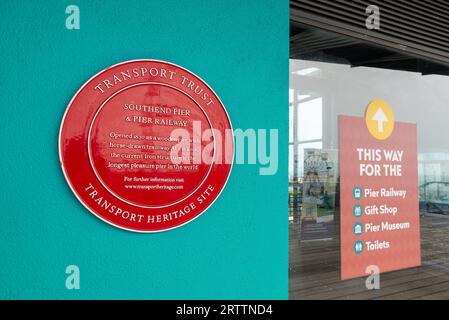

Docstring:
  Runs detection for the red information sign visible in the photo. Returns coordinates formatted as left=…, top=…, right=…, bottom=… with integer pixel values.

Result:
left=339, top=102, right=420, bottom=280
left=59, top=60, right=233, bottom=232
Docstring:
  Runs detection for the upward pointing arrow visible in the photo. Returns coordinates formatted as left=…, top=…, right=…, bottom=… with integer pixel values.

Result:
left=372, top=107, right=388, bottom=132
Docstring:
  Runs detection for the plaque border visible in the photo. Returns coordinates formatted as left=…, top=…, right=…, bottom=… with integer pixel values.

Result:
left=59, top=59, right=234, bottom=233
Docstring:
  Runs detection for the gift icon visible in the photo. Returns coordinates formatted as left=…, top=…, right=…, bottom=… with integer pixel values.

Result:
left=353, top=205, right=363, bottom=217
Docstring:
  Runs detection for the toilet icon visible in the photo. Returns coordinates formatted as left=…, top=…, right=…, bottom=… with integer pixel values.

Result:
left=354, top=240, right=364, bottom=254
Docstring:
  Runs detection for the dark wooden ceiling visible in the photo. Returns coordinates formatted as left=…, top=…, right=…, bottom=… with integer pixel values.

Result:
left=290, top=0, right=449, bottom=76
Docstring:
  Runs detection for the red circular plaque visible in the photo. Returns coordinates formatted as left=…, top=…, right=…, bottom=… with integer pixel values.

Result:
left=59, top=60, right=233, bottom=232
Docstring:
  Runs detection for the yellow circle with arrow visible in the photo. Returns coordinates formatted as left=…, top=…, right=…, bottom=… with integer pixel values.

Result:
left=365, top=100, right=395, bottom=140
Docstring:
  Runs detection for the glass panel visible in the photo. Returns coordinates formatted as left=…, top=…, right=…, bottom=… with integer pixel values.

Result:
left=289, top=102, right=294, bottom=143
left=297, top=97, right=322, bottom=142
left=289, top=57, right=449, bottom=300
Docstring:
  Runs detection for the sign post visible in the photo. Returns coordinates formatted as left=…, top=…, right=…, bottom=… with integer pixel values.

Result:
left=339, top=100, right=421, bottom=280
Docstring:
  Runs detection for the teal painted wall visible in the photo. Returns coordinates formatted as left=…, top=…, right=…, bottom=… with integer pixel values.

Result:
left=0, top=0, right=288, bottom=299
